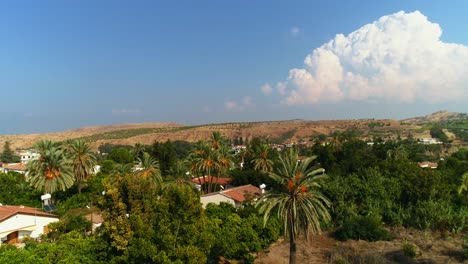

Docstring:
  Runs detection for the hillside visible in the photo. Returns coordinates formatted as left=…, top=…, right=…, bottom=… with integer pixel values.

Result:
left=401, top=110, right=468, bottom=124
left=1, top=111, right=466, bottom=150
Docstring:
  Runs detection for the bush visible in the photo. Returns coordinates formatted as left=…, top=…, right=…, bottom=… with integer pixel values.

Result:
left=402, top=242, right=417, bottom=258
left=334, top=215, right=392, bottom=242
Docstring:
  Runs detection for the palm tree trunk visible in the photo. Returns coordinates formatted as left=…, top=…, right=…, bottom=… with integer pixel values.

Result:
left=289, top=216, right=296, bottom=264
left=77, top=180, right=82, bottom=194
left=289, top=196, right=296, bottom=264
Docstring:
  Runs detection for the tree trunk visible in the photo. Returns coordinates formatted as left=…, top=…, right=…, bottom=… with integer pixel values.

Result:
left=77, top=181, right=82, bottom=194
left=289, top=222, right=296, bottom=264
left=289, top=202, right=296, bottom=264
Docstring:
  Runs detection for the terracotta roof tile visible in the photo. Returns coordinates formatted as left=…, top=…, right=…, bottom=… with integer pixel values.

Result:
left=0, top=205, right=58, bottom=222
left=4, top=163, right=27, bottom=171
left=192, top=176, right=232, bottom=186
left=221, top=184, right=262, bottom=203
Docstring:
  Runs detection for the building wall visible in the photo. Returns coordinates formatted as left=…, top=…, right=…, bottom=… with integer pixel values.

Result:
left=0, top=214, right=59, bottom=242
left=200, top=194, right=235, bottom=208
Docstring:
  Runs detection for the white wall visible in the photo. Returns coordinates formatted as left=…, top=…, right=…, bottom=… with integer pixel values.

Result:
left=200, top=194, right=235, bottom=208
left=0, top=214, right=59, bottom=240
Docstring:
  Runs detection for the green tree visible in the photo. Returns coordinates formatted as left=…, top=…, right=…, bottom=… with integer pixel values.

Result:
left=251, top=143, right=274, bottom=173
left=107, top=147, right=134, bottom=164
left=1, top=141, right=19, bottom=163
left=136, top=152, right=162, bottom=186
left=151, top=140, right=177, bottom=175
left=27, top=140, right=75, bottom=194
left=257, top=148, right=331, bottom=264
left=67, top=140, right=97, bottom=194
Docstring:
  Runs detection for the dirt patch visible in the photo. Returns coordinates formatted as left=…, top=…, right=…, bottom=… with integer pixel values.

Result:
left=255, top=228, right=467, bottom=264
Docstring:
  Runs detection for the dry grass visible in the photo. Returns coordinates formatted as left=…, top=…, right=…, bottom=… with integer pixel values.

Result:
left=0, top=119, right=420, bottom=151
left=255, top=228, right=468, bottom=264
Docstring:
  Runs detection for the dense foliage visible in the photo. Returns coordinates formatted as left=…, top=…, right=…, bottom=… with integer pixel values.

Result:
left=0, top=131, right=467, bottom=263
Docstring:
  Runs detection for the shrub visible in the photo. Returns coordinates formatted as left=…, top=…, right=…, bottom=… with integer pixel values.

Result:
left=402, top=242, right=417, bottom=258
left=334, top=215, right=392, bottom=242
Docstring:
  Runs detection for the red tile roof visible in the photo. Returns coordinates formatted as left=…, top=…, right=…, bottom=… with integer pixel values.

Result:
left=4, top=163, right=27, bottom=171
left=221, top=184, right=262, bottom=203
left=192, top=176, right=232, bottom=186
left=0, top=205, right=58, bottom=222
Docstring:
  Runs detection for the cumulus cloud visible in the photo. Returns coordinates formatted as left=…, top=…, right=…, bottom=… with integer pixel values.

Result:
left=261, top=83, right=273, bottom=95
left=111, top=108, right=141, bottom=115
left=225, top=96, right=255, bottom=111
left=276, top=11, right=468, bottom=105
left=290, top=26, right=301, bottom=37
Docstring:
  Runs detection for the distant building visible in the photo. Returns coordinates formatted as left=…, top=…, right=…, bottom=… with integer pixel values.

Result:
left=192, top=176, right=232, bottom=191
left=418, top=161, right=438, bottom=169
left=200, top=184, right=262, bottom=208
left=0, top=205, right=59, bottom=245
left=420, top=138, right=442, bottom=145
left=19, top=151, right=40, bottom=164
left=3, top=163, right=27, bottom=174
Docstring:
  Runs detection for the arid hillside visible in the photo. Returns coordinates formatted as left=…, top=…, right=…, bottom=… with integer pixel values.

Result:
left=1, top=111, right=466, bottom=151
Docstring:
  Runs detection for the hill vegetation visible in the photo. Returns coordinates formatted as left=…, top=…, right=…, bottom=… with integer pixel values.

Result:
left=1, top=111, right=466, bottom=152
left=0, top=124, right=467, bottom=263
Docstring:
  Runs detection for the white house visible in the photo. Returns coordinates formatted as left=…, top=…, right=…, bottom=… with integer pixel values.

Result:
left=0, top=205, right=59, bottom=245
left=200, top=184, right=262, bottom=208
left=19, top=151, right=40, bottom=164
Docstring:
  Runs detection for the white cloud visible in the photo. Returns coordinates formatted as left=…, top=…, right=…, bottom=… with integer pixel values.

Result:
left=261, top=83, right=273, bottom=95
left=225, top=96, right=255, bottom=111
left=277, top=11, right=468, bottom=105
left=242, top=96, right=254, bottom=107
left=276, top=82, right=287, bottom=95
left=202, top=106, right=211, bottom=113
left=290, top=26, right=301, bottom=37
left=224, top=101, right=238, bottom=111
left=111, top=108, right=141, bottom=115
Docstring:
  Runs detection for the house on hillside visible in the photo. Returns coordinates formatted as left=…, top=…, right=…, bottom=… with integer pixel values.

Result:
left=418, top=161, right=438, bottom=169
left=192, top=176, right=232, bottom=191
left=0, top=205, right=59, bottom=245
left=200, top=184, right=262, bottom=208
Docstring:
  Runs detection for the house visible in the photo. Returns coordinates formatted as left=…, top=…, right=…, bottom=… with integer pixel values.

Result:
left=192, top=176, right=232, bottom=191
left=418, top=161, right=438, bottom=169
left=3, top=163, right=27, bottom=174
left=0, top=205, right=59, bottom=245
left=200, top=184, right=262, bottom=208
left=19, top=151, right=40, bottom=164
left=85, top=213, right=104, bottom=232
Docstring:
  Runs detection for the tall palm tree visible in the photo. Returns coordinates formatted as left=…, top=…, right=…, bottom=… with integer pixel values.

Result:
left=252, top=143, right=274, bottom=172
left=257, top=148, right=331, bottom=264
left=136, top=152, right=162, bottom=186
left=27, top=140, right=74, bottom=194
left=67, top=140, right=97, bottom=194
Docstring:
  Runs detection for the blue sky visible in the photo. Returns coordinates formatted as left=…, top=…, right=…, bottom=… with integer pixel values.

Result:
left=1, top=1, right=467, bottom=134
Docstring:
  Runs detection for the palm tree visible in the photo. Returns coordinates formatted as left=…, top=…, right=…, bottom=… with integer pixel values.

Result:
left=252, top=143, right=274, bottom=172
left=132, top=143, right=145, bottom=160
left=27, top=140, right=74, bottom=194
left=257, top=148, right=331, bottom=264
left=67, top=140, right=97, bottom=194
left=216, top=144, right=234, bottom=175
left=136, top=152, right=162, bottom=186
left=163, top=160, right=195, bottom=189
left=210, top=131, right=225, bottom=150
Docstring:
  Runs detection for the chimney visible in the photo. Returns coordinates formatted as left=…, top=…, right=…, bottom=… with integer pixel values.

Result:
left=260, top=183, right=266, bottom=194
